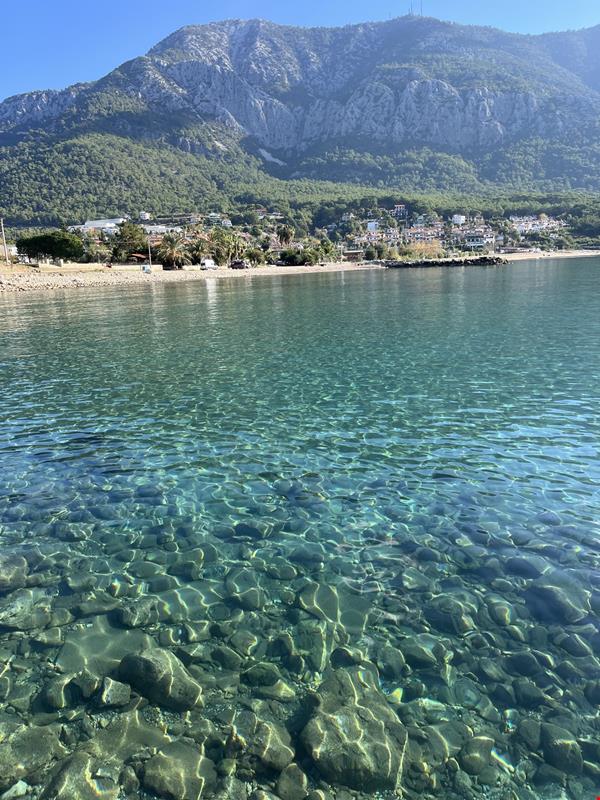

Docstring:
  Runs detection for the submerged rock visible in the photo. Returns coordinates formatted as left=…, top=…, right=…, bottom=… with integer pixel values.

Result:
left=227, top=707, right=294, bottom=774
left=276, top=763, right=309, bottom=800
left=398, top=635, right=446, bottom=669
left=541, top=724, right=583, bottom=775
left=97, top=677, right=131, bottom=708
left=376, top=643, right=406, bottom=679
left=243, top=663, right=281, bottom=687
left=425, top=596, right=475, bottom=635
left=459, top=736, right=494, bottom=775
left=142, top=741, right=217, bottom=800
left=0, top=781, right=30, bottom=800
left=0, top=556, right=28, bottom=594
left=0, top=589, right=52, bottom=631
left=300, top=668, right=407, bottom=792
left=251, top=720, right=295, bottom=772
left=505, top=651, right=541, bottom=677
left=225, top=567, right=264, bottom=611
left=41, top=753, right=118, bottom=800
left=525, top=576, right=591, bottom=624
left=113, top=598, right=157, bottom=629
left=555, top=633, right=592, bottom=658
left=0, top=726, right=66, bottom=791
left=290, top=620, right=336, bottom=673
left=118, top=648, right=202, bottom=711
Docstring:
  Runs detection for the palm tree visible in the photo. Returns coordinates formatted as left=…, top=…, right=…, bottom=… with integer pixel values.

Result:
left=157, top=233, right=191, bottom=270
left=277, top=225, right=294, bottom=248
left=245, top=247, right=266, bottom=266
left=187, top=238, right=209, bottom=265
left=210, top=229, right=246, bottom=266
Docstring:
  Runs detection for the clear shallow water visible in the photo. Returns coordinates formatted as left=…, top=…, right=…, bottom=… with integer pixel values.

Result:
left=0, top=261, right=599, bottom=799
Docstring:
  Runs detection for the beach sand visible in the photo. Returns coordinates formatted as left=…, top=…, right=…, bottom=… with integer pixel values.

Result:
left=503, top=249, right=600, bottom=262
left=0, top=262, right=385, bottom=294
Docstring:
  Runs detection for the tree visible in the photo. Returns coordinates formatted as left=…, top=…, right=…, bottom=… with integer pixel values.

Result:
left=279, top=248, right=318, bottom=266
left=277, top=225, right=294, bottom=247
left=157, top=233, right=191, bottom=269
left=187, top=239, right=210, bottom=265
left=245, top=247, right=266, bottom=265
left=16, top=230, right=84, bottom=262
left=318, top=237, right=335, bottom=260
left=111, top=222, right=148, bottom=263
left=80, top=232, right=111, bottom=263
left=210, top=229, right=245, bottom=266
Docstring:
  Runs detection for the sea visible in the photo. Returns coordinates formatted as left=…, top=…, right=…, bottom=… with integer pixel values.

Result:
left=0, top=259, right=599, bottom=799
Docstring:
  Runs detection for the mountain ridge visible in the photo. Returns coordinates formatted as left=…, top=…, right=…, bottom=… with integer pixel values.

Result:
left=2, top=15, right=600, bottom=225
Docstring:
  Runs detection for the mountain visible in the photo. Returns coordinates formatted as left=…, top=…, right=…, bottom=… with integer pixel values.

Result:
left=2, top=16, right=600, bottom=225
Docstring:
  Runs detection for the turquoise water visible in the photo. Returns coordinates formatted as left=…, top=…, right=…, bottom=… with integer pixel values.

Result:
left=0, top=260, right=599, bottom=799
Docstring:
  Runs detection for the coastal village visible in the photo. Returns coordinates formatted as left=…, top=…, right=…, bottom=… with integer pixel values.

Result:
left=70, top=206, right=568, bottom=257
left=4, top=203, right=579, bottom=292
left=1, top=198, right=577, bottom=276
left=21, top=204, right=570, bottom=267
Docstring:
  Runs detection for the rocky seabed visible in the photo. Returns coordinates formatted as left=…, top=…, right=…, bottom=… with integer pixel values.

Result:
left=0, top=502, right=599, bottom=800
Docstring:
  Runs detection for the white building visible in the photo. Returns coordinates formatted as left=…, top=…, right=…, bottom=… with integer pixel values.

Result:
left=464, top=228, right=496, bottom=251
left=143, top=225, right=182, bottom=235
left=71, top=218, right=127, bottom=237
left=404, top=224, right=444, bottom=244
left=452, top=214, right=467, bottom=226
left=367, top=220, right=380, bottom=232
left=509, top=215, right=566, bottom=235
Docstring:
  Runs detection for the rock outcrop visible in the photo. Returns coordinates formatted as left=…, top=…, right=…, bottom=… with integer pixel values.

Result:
left=1, top=16, right=599, bottom=157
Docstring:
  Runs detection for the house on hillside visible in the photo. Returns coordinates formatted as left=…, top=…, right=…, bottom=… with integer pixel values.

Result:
left=142, top=225, right=183, bottom=236
left=404, top=224, right=444, bottom=244
left=392, top=204, right=407, bottom=219
left=463, top=228, right=496, bottom=251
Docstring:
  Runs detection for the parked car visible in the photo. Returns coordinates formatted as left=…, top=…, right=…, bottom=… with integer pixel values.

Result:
left=230, top=260, right=250, bottom=269
left=200, top=259, right=218, bottom=270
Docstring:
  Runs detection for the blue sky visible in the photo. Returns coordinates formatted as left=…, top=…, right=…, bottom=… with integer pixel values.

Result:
left=2, top=0, right=599, bottom=100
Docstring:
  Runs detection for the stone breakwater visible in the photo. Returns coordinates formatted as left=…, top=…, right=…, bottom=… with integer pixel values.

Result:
left=386, top=256, right=506, bottom=268
left=0, top=511, right=599, bottom=800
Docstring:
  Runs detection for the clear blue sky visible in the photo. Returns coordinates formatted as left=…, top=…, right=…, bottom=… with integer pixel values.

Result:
left=2, top=0, right=599, bottom=100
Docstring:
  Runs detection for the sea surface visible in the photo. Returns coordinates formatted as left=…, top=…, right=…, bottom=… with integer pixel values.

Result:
left=0, top=259, right=599, bottom=799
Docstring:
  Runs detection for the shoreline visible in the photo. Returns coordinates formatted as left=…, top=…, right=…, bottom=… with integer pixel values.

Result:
left=503, top=249, right=600, bottom=262
left=0, top=262, right=384, bottom=295
left=1, top=249, right=598, bottom=295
